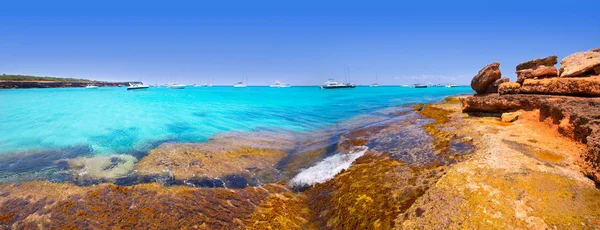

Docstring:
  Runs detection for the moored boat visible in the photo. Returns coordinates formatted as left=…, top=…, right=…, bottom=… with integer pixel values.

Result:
left=320, top=79, right=356, bottom=89
left=126, top=83, right=150, bottom=90
left=233, top=82, right=247, bottom=88
left=168, top=83, right=186, bottom=89
left=413, top=84, right=427, bottom=88
left=270, top=80, right=291, bottom=88
left=85, top=84, right=99, bottom=89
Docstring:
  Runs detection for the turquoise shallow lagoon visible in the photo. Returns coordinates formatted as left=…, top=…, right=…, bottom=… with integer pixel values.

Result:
left=1, top=86, right=472, bottom=155
left=0, top=85, right=472, bottom=183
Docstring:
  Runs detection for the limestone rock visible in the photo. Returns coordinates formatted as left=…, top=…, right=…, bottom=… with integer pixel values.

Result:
left=517, top=66, right=558, bottom=84
left=471, top=62, right=501, bottom=94
left=461, top=93, right=600, bottom=184
left=501, top=112, right=521, bottom=122
left=559, top=49, right=600, bottom=78
left=486, top=77, right=509, bottom=93
left=520, top=75, right=600, bottom=96
left=516, top=56, right=557, bottom=71
left=498, top=82, right=521, bottom=95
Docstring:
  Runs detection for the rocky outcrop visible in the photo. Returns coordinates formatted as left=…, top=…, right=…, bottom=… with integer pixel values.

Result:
left=517, top=66, right=558, bottom=84
left=0, top=81, right=141, bottom=89
left=559, top=48, right=600, bottom=78
left=516, top=56, right=558, bottom=71
left=461, top=94, right=600, bottom=184
left=519, top=75, right=600, bottom=96
left=498, top=82, right=521, bottom=95
left=516, top=56, right=558, bottom=84
left=471, top=62, right=502, bottom=94
left=486, top=77, right=509, bottom=93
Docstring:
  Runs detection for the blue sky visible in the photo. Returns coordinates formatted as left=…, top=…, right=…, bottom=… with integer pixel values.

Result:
left=1, top=0, right=599, bottom=85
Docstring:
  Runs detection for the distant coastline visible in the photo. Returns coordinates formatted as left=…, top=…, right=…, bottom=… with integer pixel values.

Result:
left=0, top=74, right=140, bottom=89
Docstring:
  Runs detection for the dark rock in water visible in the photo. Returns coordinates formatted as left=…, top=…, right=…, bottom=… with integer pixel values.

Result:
left=559, top=48, right=600, bottom=78
left=516, top=55, right=557, bottom=71
left=461, top=93, right=600, bottom=184
left=471, top=62, right=502, bottom=94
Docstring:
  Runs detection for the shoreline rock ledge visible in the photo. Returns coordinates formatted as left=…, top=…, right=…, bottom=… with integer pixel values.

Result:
left=461, top=46, right=600, bottom=184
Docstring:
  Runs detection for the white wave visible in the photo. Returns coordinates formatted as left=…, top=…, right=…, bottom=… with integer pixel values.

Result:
left=289, top=146, right=368, bottom=188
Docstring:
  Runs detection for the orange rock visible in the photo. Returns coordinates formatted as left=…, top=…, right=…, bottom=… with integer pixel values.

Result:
left=471, top=62, right=501, bottom=94
left=559, top=48, right=600, bottom=78
left=520, top=75, right=600, bottom=96
left=517, top=66, right=558, bottom=84
left=498, top=82, right=521, bottom=95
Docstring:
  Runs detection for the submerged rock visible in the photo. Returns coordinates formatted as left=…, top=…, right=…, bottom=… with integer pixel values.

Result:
left=63, top=154, right=137, bottom=184
left=471, top=62, right=502, bottom=94
left=559, top=48, right=600, bottom=78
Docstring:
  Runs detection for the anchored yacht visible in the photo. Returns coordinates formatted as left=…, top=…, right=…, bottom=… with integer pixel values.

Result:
left=127, top=83, right=150, bottom=90
left=320, top=79, right=356, bottom=89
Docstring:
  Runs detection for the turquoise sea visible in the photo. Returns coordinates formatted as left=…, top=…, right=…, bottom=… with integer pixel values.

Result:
left=0, top=86, right=472, bottom=182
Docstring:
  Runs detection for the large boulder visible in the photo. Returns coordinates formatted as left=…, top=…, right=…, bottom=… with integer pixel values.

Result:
left=498, top=82, right=521, bottom=95
left=471, top=62, right=501, bottom=94
left=516, top=55, right=557, bottom=71
left=559, top=48, right=600, bottom=78
left=486, top=77, right=509, bottom=93
left=520, top=75, right=600, bottom=96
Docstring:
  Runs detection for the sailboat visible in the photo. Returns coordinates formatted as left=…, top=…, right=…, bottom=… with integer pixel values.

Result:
left=370, top=72, right=379, bottom=87
left=234, top=74, right=248, bottom=88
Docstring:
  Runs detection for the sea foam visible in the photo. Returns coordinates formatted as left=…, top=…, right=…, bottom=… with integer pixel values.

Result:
left=289, top=146, right=368, bottom=189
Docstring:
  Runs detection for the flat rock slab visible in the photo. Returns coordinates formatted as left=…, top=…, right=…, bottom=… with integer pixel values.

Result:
left=520, top=76, right=600, bottom=96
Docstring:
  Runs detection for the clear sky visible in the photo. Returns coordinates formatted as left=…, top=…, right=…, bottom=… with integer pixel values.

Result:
left=1, top=0, right=599, bottom=85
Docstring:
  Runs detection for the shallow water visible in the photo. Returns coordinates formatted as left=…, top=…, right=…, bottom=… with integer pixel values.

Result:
left=0, top=85, right=472, bottom=183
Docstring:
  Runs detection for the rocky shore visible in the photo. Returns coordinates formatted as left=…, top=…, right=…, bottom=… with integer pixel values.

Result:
left=2, top=47, right=600, bottom=228
left=465, top=46, right=600, bottom=184
left=0, top=81, right=142, bottom=89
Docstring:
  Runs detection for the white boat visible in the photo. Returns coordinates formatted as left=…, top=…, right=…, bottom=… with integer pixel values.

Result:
left=370, top=72, right=379, bottom=87
left=85, top=84, right=99, bottom=89
left=127, top=83, right=150, bottom=90
left=168, top=83, right=186, bottom=89
left=319, top=79, right=356, bottom=89
left=270, top=80, right=291, bottom=88
left=233, top=82, right=247, bottom=88
left=445, top=84, right=458, bottom=88
left=399, top=84, right=410, bottom=87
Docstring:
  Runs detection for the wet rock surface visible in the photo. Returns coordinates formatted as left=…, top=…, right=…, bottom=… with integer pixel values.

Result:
left=2, top=98, right=599, bottom=229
